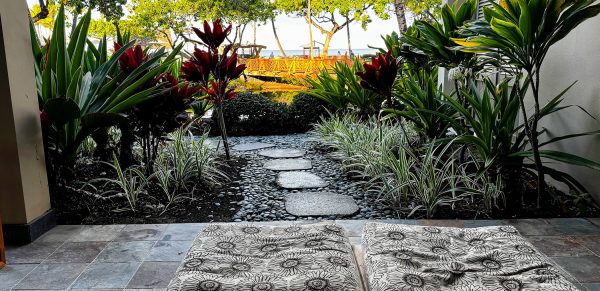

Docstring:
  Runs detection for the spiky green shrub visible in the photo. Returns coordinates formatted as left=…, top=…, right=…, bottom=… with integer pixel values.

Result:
left=32, top=5, right=181, bottom=182
left=307, top=61, right=384, bottom=117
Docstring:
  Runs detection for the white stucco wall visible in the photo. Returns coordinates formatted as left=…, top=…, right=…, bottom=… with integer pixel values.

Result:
left=536, top=14, right=600, bottom=201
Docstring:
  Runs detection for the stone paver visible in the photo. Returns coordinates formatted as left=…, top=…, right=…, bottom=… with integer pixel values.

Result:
left=552, top=256, right=600, bottom=283
left=507, top=218, right=561, bottom=236
left=127, top=262, right=180, bottom=289
left=462, top=220, right=507, bottom=228
left=232, top=142, right=274, bottom=151
left=5, top=241, right=63, bottom=264
left=201, top=138, right=219, bottom=150
left=44, top=241, right=107, bottom=263
left=528, top=236, right=593, bottom=257
left=146, top=241, right=193, bottom=262
left=14, top=263, right=87, bottom=290
left=264, top=158, right=312, bottom=171
left=2, top=219, right=600, bottom=290
left=258, top=148, right=305, bottom=158
left=71, top=262, right=141, bottom=289
left=36, top=225, right=84, bottom=242
left=161, top=223, right=205, bottom=241
left=549, top=218, right=600, bottom=235
left=285, top=192, right=359, bottom=216
left=96, top=241, right=156, bottom=263
left=573, top=236, right=600, bottom=256
left=277, top=171, right=328, bottom=189
left=70, top=225, right=126, bottom=242
left=0, top=264, right=37, bottom=290
left=114, top=224, right=167, bottom=241
left=583, top=283, right=600, bottom=290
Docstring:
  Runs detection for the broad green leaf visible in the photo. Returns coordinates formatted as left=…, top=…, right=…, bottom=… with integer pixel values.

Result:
left=43, top=98, right=81, bottom=125
left=490, top=17, right=525, bottom=46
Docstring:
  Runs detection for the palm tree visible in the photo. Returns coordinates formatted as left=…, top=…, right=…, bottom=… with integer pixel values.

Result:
left=271, top=18, right=287, bottom=57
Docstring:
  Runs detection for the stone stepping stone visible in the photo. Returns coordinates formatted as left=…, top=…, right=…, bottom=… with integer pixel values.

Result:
left=258, top=148, right=305, bottom=158
left=277, top=171, right=328, bottom=189
left=264, top=158, right=312, bottom=171
left=201, top=139, right=219, bottom=150
left=232, top=142, right=275, bottom=151
left=285, top=192, right=359, bottom=216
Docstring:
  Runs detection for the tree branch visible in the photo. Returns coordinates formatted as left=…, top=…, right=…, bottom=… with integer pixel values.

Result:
left=31, top=0, right=50, bottom=23
left=179, top=33, right=205, bottom=47
left=305, top=14, right=328, bottom=34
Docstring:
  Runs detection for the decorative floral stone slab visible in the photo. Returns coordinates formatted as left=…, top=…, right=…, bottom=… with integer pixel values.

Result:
left=167, top=222, right=361, bottom=291
left=362, top=222, right=578, bottom=291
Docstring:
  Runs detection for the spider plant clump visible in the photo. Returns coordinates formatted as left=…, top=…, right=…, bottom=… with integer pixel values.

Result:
left=86, top=153, right=149, bottom=212
left=314, top=114, right=504, bottom=218
left=314, top=113, right=410, bottom=164
left=153, top=128, right=227, bottom=211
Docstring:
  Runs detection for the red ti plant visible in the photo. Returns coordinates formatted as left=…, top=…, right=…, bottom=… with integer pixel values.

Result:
left=192, top=20, right=232, bottom=50
left=114, top=42, right=147, bottom=73
left=356, top=51, right=399, bottom=106
left=181, top=20, right=246, bottom=160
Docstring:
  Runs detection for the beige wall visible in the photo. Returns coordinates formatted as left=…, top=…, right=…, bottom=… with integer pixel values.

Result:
left=536, top=15, right=600, bottom=201
left=0, top=1, right=51, bottom=224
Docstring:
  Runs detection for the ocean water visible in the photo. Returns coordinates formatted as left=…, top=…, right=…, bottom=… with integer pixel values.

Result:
left=256, top=48, right=378, bottom=58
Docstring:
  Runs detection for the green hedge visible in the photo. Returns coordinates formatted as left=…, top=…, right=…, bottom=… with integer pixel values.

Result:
left=288, top=93, right=332, bottom=132
left=211, top=92, right=331, bottom=136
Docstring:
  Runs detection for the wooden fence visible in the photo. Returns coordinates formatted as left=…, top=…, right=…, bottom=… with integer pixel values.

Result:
left=239, top=57, right=354, bottom=78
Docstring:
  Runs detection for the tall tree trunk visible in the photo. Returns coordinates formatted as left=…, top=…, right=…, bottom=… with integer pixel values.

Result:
left=216, top=106, right=231, bottom=160
left=232, top=24, right=241, bottom=44
left=239, top=24, right=248, bottom=44
left=394, top=0, right=408, bottom=33
left=323, top=33, right=333, bottom=58
left=346, top=15, right=352, bottom=57
left=308, top=0, right=314, bottom=59
left=253, top=21, right=257, bottom=45
left=271, top=18, right=287, bottom=57
left=529, top=69, right=545, bottom=207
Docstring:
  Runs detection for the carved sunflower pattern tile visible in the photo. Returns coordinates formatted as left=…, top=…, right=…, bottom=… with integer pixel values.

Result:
left=362, top=222, right=579, bottom=291
left=167, top=222, right=361, bottom=291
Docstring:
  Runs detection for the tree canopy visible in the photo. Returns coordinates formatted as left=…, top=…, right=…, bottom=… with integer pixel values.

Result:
left=32, top=0, right=442, bottom=54
left=274, top=0, right=391, bottom=57
left=124, top=0, right=198, bottom=48
left=64, top=0, right=127, bottom=21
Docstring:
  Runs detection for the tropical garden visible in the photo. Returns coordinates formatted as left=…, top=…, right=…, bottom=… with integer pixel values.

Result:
left=30, top=0, right=600, bottom=224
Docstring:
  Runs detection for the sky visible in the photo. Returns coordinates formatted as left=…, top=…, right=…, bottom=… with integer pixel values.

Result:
left=238, top=13, right=400, bottom=51
left=27, top=0, right=403, bottom=51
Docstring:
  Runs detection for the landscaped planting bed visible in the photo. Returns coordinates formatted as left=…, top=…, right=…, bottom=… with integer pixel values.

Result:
left=32, top=1, right=600, bottom=225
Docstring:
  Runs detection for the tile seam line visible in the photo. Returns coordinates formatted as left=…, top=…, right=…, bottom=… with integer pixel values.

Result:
left=10, top=240, right=68, bottom=290
left=122, top=239, right=160, bottom=289
left=66, top=225, right=148, bottom=290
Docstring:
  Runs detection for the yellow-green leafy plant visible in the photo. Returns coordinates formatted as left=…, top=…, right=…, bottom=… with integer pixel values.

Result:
left=453, top=0, right=600, bottom=204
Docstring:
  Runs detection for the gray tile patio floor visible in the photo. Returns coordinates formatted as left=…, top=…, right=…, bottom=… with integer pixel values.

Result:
left=1, top=218, right=599, bottom=290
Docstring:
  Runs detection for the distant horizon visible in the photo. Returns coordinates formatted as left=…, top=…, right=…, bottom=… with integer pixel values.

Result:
left=257, top=48, right=378, bottom=58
